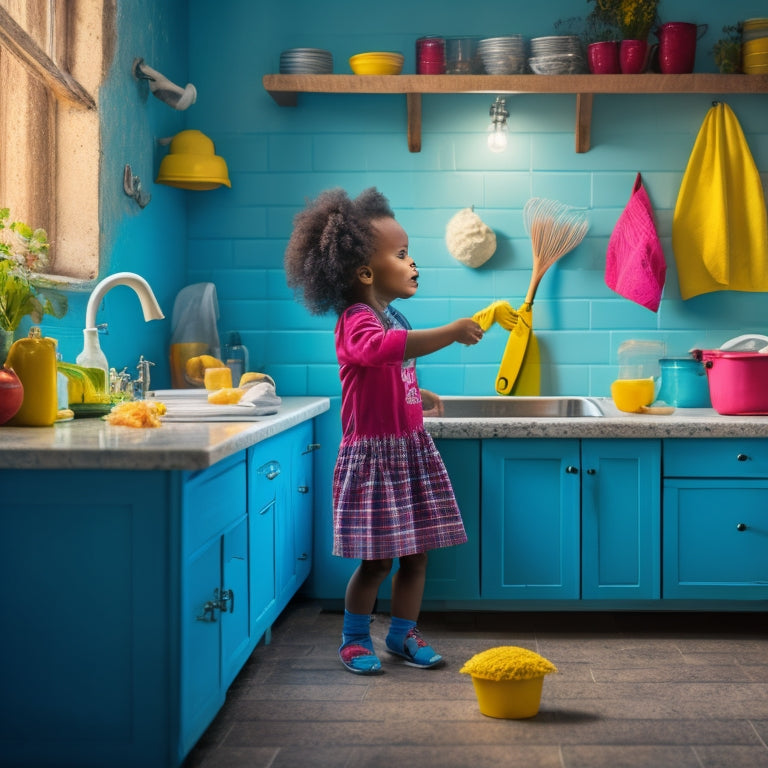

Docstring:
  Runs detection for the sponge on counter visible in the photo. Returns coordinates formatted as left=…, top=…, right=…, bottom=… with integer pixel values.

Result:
left=203, top=366, right=232, bottom=391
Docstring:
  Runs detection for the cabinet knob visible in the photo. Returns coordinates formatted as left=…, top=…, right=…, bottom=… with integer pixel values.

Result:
left=297, top=485, right=310, bottom=494
left=736, top=453, right=749, bottom=462
left=736, top=522, right=747, bottom=532
left=565, top=465, right=579, bottom=474
left=297, top=553, right=309, bottom=561
left=586, top=468, right=596, bottom=475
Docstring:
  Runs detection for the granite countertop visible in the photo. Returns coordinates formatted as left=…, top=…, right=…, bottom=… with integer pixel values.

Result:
left=0, top=396, right=330, bottom=470
left=425, top=397, right=768, bottom=440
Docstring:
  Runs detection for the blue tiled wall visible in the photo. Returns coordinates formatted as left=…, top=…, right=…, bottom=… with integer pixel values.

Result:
left=185, top=0, right=768, bottom=399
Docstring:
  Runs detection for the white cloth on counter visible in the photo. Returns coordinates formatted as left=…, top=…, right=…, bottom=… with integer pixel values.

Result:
left=239, top=380, right=282, bottom=413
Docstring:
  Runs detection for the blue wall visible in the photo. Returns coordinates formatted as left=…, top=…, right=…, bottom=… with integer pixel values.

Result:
left=45, top=0, right=190, bottom=389
left=51, top=0, right=768, bottom=397
left=182, top=0, right=768, bottom=400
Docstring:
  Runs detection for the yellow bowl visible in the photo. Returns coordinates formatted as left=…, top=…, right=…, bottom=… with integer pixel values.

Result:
left=471, top=676, right=544, bottom=719
left=611, top=378, right=655, bottom=413
left=349, top=52, right=404, bottom=75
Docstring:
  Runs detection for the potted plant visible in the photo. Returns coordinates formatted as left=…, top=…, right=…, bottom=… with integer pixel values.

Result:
left=712, top=24, right=742, bottom=73
left=588, top=0, right=660, bottom=73
left=0, top=208, right=68, bottom=361
left=556, top=13, right=621, bottom=73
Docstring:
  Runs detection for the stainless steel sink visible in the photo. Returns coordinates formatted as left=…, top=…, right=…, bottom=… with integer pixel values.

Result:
left=434, top=396, right=604, bottom=418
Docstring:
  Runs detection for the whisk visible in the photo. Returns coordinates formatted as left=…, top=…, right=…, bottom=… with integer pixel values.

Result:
left=473, top=198, right=589, bottom=395
left=523, top=197, right=589, bottom=306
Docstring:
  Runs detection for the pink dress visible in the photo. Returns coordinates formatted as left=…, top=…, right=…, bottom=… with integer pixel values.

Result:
left=332, top=303, right=467, bottom=560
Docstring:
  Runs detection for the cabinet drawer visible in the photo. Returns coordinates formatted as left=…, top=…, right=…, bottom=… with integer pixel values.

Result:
left=664, top=439, right=768, bottom=478
left=663, top=480, right=768, bottom=599
left=184, top=454, right=247, bottom=554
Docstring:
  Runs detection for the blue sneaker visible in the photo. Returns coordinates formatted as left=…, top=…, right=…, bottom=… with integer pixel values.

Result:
left=386, top=628, right=444, bottom=669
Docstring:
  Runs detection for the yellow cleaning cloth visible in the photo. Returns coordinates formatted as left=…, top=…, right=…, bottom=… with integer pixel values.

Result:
left=672, top=102, right=768, bottom=300
left=473, top=301, right=538, bottom=395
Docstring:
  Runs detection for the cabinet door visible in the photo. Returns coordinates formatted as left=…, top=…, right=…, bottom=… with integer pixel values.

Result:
left=289, top=421, right=315, bottom=588
left=221, top=516, right=250, bottom=688
left=581, top=439, right=661, bottom=600
left=423, top=439, right=480, bottom=600
left=482, top=439, right=580, bottom=599
left=248, top=442, right=280, bottom=643
left=663, top=479, right=768, bottom=600
left=181, top=535, right=223, bottom=755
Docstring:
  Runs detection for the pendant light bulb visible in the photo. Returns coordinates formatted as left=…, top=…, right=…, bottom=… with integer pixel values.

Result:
left=487, top=96, right=509, bottom=153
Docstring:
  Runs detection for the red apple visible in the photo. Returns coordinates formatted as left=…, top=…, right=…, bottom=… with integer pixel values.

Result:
left=0, top=365, right=24, bottom=425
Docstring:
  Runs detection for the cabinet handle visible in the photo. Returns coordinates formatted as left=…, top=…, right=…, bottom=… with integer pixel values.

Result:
left=302, top=443, right=321, bottom=454
left=216, top=588, right=235, bottom=613
left=258, top=461, right=281, bottom=480
left=586, top=468, right=596, bottom=475
left=736, top=523, right=747, bottom=532
left=297, top=485, right=309, bottom=494
left=565, top=465, right=579, bottom=474
left=196, top=601, right=217, bottom=623
left=737, top=453, right=749, bottom=462
left=297, top=553, right=309, bottom=561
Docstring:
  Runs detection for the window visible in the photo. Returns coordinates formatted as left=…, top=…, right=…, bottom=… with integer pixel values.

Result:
left=0, top=0, right=113, bottom=282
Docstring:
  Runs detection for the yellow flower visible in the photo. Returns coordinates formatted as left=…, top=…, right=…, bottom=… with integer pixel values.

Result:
left=460, top=646, right=558, bottom=682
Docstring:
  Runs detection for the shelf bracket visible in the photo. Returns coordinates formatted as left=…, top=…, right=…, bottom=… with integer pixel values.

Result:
left=575, top=93, right=593, bottom=153
left=407, top=93, right=422, bottom=153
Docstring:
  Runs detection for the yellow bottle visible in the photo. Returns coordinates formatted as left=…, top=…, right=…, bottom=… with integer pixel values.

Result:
left=5, top=327, right=59, bottom=426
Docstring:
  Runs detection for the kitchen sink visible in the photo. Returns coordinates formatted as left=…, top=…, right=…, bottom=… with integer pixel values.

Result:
left=433, top=396, right=604, bottom=418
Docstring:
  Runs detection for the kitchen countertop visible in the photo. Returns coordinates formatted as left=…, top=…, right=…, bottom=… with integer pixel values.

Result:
left=0, top=396, right=330, bottom=470
left=425, top=397, right=768, bottom=440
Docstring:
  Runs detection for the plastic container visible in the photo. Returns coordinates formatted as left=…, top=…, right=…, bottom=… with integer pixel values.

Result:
left=4, top=327, right=59, bottom=426
left=695, top=349, right=768, bottom=415
left=470, top=676, right=543, bottom=719
left=416, top=36, right=445, bottom=74
left=656, top=358, right=711, bottom=408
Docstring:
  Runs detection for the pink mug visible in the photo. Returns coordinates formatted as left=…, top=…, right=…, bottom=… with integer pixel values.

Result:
left=656, top=22, right=707, bottom=74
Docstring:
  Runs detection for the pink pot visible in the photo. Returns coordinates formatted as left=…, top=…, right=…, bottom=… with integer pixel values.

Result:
left=695, top=349, right=768, bottom=415
left=620, top=39, right=649, bottom=74
left=656, top=22, right=707, bottom=74
left=587, top=41, right=620, bottom=74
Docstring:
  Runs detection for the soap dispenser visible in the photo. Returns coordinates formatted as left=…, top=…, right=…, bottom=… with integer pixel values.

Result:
left=5, top=326, right=59, bottom=426
left=224, top=331, right=249, bottom=384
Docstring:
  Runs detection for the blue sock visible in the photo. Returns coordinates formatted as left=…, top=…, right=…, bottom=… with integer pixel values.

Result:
left=386, top=615, right=417, bottom=651
left=341, top=610, right=375, bottom=651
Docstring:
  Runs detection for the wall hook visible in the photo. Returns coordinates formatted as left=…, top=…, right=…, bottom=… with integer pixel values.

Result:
left=123, top=164, right=151, bottom=208
left=133, top=57, right=197, bottom=111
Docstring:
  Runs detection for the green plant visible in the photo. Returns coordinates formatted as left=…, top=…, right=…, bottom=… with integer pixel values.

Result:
left=712, top=24, right=742, bottom=74
left=0, top=208, right=68, bottom=332
left=588, top=0, right=660, bottom=41
left=555, top=14, right=620, bottom=44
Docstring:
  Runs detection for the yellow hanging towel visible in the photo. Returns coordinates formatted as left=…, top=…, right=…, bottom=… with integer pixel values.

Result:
left=672, top=102, right=768, bottom=300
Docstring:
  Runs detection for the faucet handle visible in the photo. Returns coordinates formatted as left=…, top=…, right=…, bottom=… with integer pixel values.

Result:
left=135, top=356, right=155, bottom=398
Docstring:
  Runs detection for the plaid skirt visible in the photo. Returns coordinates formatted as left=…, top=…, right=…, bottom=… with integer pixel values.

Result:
left=332, top=429, right=467, bottom=560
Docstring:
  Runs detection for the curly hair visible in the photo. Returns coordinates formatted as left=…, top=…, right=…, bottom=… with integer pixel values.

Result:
left=284, top=187, right=395, bottom=315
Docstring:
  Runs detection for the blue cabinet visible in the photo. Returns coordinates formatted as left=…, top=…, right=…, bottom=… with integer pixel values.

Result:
left=482, top=439, right=581, bottom=599
left=0, top=419, right=318, bottom=768
left=482, top=438, right=661, bottom=602
left=663, top=439, right=768, bottom=600
left=581, top=439, right=660, bottom=600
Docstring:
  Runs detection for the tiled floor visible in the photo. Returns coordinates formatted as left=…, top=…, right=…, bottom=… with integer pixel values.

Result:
left=184, top=598, right=768, bottom=768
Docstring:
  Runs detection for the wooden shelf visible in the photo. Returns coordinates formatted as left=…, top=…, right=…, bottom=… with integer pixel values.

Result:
left=263, top=73, right=768, bottom=153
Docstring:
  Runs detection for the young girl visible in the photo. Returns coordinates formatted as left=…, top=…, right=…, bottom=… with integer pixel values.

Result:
left=284, top=188, right=483, bottom=674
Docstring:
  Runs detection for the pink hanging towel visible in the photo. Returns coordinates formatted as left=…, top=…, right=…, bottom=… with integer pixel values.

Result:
left=605, top=173, right=666, bottom=312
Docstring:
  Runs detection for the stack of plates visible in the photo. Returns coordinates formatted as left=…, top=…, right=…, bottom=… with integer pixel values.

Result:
left=742, top=19, right=768, bottom=74
left=529, top=35, right=587, bottom=74
left=477, top=36, right=527, bottom=74
left=279, top=48, right=333, bottom=74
